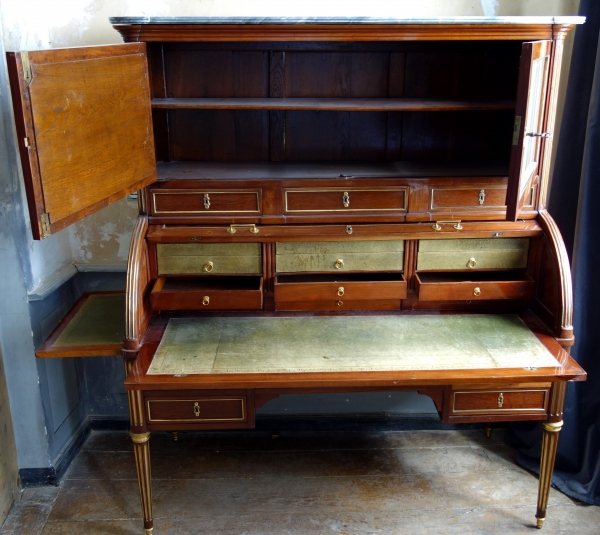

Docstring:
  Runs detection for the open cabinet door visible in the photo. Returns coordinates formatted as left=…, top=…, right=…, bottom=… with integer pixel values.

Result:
left=506, top=41, right=552, bottom=221
left=7, top=44, right=156, bottom=240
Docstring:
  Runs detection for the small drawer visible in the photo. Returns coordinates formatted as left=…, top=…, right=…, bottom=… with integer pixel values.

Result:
left=274, top=273, right=407, bottom=302
left=146, top=396, right=247, bottom=424
left=276, top=241, right=404, bottom=273
left=284, top=188, right=407, bottom=213
left=151, top=189, right=261, bottom=216
left=417, top=238, right=529, bottom=271
left=452, top=389, right=548, bottom=415
left=150, top=276, right=263, bottom=311
left=430, top=187, right=507, bottom=211
left=414, top=272, right=535, bottom=301
left=157, top=243, right=262, bottom=275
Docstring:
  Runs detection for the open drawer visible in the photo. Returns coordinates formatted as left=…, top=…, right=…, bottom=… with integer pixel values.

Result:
left=414, top=272, right=535, bottom=302
left=274, top=273, right=406, bottom=311
left=150, top=276, right=263, bottom=311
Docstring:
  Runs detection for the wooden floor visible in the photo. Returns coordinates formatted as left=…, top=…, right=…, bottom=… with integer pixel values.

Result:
left=1, top=426, right=599, bottom=534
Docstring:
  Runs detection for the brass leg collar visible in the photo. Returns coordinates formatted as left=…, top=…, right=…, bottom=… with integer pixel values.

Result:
left=542, top=421, right=563, bottom=433
left=536, top=517, right=545, bottom=529
left=145, top=529, right=153, bottom=534
left=130, top=431, right=151, bottom=444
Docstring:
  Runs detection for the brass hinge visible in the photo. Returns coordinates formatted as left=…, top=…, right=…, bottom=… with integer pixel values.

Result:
left=40, top=213, right=51, bottom=238
left=21, top=52, right=32, bottom=84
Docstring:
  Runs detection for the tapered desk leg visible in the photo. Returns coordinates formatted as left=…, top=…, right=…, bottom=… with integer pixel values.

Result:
left=535, top=382, right=566, bottom=529
left=131, top=431, right=153, bottom=534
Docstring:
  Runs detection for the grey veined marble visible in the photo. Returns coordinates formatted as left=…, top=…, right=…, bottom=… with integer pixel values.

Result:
left=109, top=16, right=585, bottom=26
left=147, top=314, right=560, bottom=375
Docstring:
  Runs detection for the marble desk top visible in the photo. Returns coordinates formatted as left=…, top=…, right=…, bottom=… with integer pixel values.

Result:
left=109, top=16, right=585, bottom=26
left=147, top=314, right=559, bottom=376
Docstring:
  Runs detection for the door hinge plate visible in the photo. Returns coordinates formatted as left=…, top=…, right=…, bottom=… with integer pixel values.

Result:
left=40, top=213, right=51, bottom=238
left=21, top=52, right=32, bottom=84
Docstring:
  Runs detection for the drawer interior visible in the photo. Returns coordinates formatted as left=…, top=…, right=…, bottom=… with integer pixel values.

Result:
left=416, top=271, right=532, bottom=283
left=157, top=276, right=262, bottom=292
left=276, top=273, right=405, bottom=284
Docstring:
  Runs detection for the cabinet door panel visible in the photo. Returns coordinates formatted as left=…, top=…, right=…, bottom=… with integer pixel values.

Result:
left=506, top=41, right=552, bottom=221
left=7, top=44, right=156, bottom=239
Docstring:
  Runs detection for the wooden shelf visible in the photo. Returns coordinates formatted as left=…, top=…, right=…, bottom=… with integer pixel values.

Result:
left=152, top=97, right=516, bottom=112
left=156, top=160, right=510, bottom=181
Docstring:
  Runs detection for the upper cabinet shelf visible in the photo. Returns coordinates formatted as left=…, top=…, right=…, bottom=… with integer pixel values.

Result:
left=151, top=98, right=516, bottom=112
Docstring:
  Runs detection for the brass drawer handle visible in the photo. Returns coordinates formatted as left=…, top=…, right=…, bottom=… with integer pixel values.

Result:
left=343, top=191, right=350, bottom=208
left=227, top=224, right=259, bottom=234
left=467, top=257, right=477, bottom=269
left=193, top=402, right=201, bottom=417
left=478, top=189, right=485, bottom=205
left=473, top=287, right=481, bottom=297
left=432, top=220, right=463, bottom=231
left=336, top=300, right=343, bottom=306
left=204, top=193, right=210, bottom=209
left=203, top=261, right=214, bottom=272
left=334, top=259, right=344, bottom=270
left=202, top=296, right=210, bottom=306
left=337, top=286, right=344, bottom=296
left=497, top=393, right=504, bottom=408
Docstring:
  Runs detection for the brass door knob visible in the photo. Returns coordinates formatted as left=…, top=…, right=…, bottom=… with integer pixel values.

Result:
left=202, top=296, right=210, bottom=305
left=334, top=259, right=344, bottom=270
left=467, top=257, right=477, bottom=269
left=193, top=402, right=201, bottom=416
left=203, top=261, right=214, bottom=272
left=473, top=287, right=481, bottom=296
left=337, top=286, right=344, bottom=296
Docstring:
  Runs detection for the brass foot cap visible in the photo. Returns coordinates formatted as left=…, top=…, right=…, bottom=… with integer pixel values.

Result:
left=145, top=529, right=153, bottom=534
left=536, top=517, right=545, bottom=529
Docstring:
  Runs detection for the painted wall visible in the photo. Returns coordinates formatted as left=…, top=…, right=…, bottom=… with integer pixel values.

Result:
left=0, top=0, right=581, bottom=500
left=0, top=346, right=18, bottom=527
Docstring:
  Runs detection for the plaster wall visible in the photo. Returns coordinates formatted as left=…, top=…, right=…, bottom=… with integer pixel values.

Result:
left=0, top=346, right=18, bottom=527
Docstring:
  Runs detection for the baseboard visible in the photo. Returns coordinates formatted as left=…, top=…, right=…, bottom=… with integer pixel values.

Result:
left=19, top=421, right=91, bottom=487
left=89, top=417, right=130, bottom=431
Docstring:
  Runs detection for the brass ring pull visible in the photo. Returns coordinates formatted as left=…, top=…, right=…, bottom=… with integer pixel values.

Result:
left=473, top=287, right=481, bottom=296
left=336, top=300, right=343, bottom=306
left=334, top=259, right=344, bottom=270
left=343, top=191, right=350, bottom=208
left=337, top=286, right=344, bottom=296
left=203, top=261, right=214, bottom=272
left=204, top=193, right=210, bottom=209
left=193, top=402, right=201, bottom=417
left=467, top=257, right=477, bottom=269
left=497, top=393, right=504, bottom=408
left=202, top=296, right=210, bottom=306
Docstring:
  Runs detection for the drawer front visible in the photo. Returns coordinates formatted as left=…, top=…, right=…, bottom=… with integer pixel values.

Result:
left=284, top=188, right=407, bottom=213
left=430, top=187, right=507, bottom=210
left=157, top=243, right=262, bottom=275
left=417, top=238, right=529, bottom=271
left=151, top=189, right=261, bottom=215
left=414, top=274, right=535, bottom=302
left=274, top=277, right=407, bottom=302
left=276, top=241, right=404, bottom=273
left=275, top=299, right=401, bottom=311
left=147, top=397, right=247, bottom=424
left=452, top=389, right=548, bottom=415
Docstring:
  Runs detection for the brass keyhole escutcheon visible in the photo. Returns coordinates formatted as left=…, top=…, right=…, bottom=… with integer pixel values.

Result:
left=193, top=402, right=201, bottom=417
left=202, top=296, right=210, bottom=306
left=337, top=286, right=344, bottom=297
left=334, top=259, right=344, bottom=270
left=467, top=257, right=477, bottom=269
left=478, top=189, right=485, bottom=205
left=204, top=193, right=210, bottom=209
left=343, top=191, right=350, bottom=208
left=497, top=393, right=504, bottom=408
left=346, top=225, right=353, bottom=235
left=336, top=300, right=343, bottom=306
left=203, top=261, right=214, bottom=272
left=473, top=287, right=481, bottom=297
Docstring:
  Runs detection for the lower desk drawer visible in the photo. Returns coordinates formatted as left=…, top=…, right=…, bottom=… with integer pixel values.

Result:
left=451, top=389, right=549, bottom=416
left=414, top=272, right=535, bottom=302
left=150, top=276, right=263, bottom=311
left=146, top=396, right=248, bottom=424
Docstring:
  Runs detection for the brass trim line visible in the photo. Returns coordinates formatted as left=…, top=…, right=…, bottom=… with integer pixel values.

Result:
left=152, top=190, right=261, bottom=214
left=146, top=398, right=247, bottom=423
left=284, top=188, right=408, bottom=213
left=452, top=389, right=549, bottom=414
